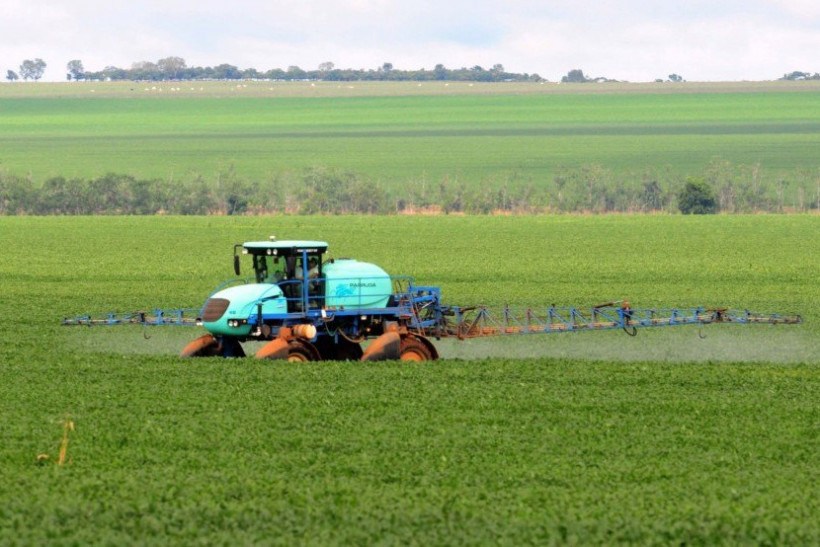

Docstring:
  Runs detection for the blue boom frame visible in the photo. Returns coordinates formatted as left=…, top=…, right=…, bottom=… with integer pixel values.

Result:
left=61, top=238, right=802, bottom=360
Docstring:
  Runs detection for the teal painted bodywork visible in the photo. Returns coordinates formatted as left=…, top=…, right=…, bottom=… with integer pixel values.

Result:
left=203, top=246, right=393, bottom=339
left=324, top=259, right=392, bottom=309
left=203, top=283, right=287, bottom=336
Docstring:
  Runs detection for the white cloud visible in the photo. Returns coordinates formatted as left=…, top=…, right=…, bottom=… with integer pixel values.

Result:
left=766, top=0, right=820, bottom=19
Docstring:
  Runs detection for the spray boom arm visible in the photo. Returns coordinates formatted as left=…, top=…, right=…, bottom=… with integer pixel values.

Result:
left=61, top=239, right=802, bottom=361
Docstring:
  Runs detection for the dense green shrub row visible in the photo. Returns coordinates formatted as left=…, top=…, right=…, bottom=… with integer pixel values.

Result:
left=1, top=162, right=817, bottom=215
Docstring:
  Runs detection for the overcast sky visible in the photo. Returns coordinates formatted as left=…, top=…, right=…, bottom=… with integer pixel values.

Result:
left=2, top=0, right=818, bottom=82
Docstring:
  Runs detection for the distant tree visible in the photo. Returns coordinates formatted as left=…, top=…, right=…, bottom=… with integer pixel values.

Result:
left=19, top=58, right=47, bottom=81
left=130, top=61, right=158, bottom=80
left=213, top=63, right=241, bottom=79
left=381, top=62, right=393, bottom=72
left=286, top=65, right=307, bottom=80
left=668, top=73, right=683, bottom=82
left=678, top=178, right=718, bottom=214
left=641, top=180, right=665, bottom=211
left=37, top=176, right=88, bottom=214
left=780, top=71, right=809, bottom=81
left=0, top=172, right=35, bottom=214
left=561, top=69, right=588, bottom=83
left=264, top=67, right=286, bottom=80
left=6, top=70, right=19, bottom=82
left=66, top=60, right=85, bottom=81
left=318, top=61, right=335, bottom=73
left=101, top=65, right=128, bottom=80
left=241, top=67, right=262, bottom=79
left=157, top=56, right=186, bottom=79
left=433, top=64, right=447, bottom=80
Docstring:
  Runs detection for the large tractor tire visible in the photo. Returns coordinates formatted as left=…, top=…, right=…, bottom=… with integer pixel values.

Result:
left=256, top=338, right=322, bottom=361
left=181, top=335, right=245, bottom=358
left=286, top=339, right=322, bottom=362
left=255, top=338, right=290, bottom=360
left=399, top=335, right=439, bottom=361
left=180, top=334, right=220, bottom=357
left=361, top=331, right=401, bottom=361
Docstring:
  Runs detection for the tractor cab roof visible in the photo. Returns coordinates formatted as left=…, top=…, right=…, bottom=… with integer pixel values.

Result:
left=242, top=240, right=329, bottom=257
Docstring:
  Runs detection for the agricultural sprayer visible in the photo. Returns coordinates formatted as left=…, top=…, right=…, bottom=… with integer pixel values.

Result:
left=63, top=237, right=802, bottom=361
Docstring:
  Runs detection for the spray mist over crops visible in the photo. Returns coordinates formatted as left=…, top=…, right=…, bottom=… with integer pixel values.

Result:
left=64, top=325, right=815, bottom=364
left=435, top=326, right=815, bottom=363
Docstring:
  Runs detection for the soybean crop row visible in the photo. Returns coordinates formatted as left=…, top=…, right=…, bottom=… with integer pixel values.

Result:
left=1, top=215, right=817, bottom=543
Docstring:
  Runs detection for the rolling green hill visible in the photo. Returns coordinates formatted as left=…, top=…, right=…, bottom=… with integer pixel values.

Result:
left=1, top=82, right=818, bottom=191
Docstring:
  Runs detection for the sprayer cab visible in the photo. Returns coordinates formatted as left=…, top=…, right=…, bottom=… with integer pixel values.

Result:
left=235, top=239, right=328, bottom=283
left=231, top=240, right=329, bottom=313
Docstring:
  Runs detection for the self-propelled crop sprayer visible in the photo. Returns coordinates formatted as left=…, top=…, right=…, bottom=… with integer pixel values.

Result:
left=63, top=238, right=802, bottom=361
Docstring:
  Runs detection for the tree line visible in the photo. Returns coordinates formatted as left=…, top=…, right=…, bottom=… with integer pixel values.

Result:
left=779, top=71, right=820, bottom=81
left=44, top=58, right=541, bottom=83
left=5, top=59, right=47, bottom=81
left=0, top=60, right=683, bottom=85
left=1, top=162, right=817, bottom=216
left=5, top=57, right=817, bottom=84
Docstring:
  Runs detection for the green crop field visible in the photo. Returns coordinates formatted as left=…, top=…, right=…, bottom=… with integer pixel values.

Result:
left=1, top=215, right=817, bottom=543
left=0, top=81, right=818, bottom=191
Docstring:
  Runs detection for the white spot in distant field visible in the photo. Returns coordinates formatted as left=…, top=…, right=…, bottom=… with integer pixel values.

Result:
left=151, top=86, right=156, bottom=90
left=311, top=83, right=315, bottom=87
left=417, top=83, right=422, bottom=86
left=90, top=89, right=95, bottom=92
left=468, top=83, right=473, bottom=87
